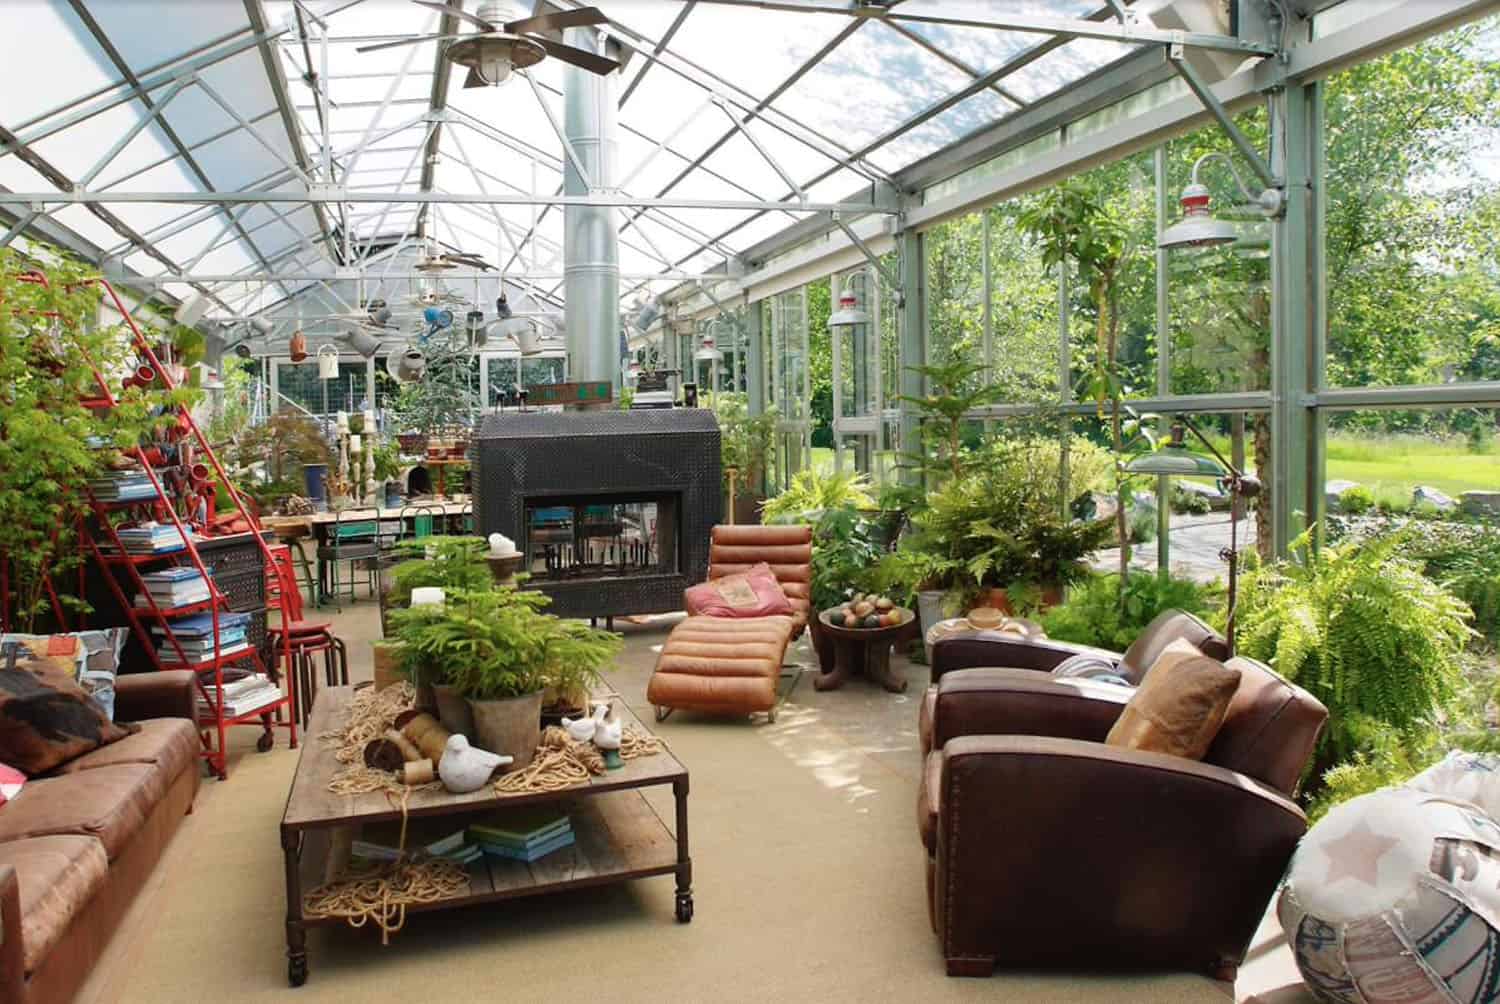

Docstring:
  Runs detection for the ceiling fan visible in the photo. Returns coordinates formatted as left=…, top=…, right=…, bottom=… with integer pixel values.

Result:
left=414, top=249, right=495, bottom=272
left=359, top=3, right=620, bottom=87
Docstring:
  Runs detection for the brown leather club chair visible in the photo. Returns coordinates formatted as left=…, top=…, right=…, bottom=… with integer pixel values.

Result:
left=919, top=609, right=1229, bottom=758
left=918, top=653, right=1326, bottom=982
left=646, top=525, right=813, bottom=723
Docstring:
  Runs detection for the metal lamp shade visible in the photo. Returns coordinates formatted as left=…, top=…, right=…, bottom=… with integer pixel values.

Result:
left=1123, top=445, right=1228, bottom=477
left=1159, top=182, right=1238, bottom=250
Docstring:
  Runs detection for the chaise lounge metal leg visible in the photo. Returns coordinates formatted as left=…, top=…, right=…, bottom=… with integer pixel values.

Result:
left=655, top=705, right=672, bottom=723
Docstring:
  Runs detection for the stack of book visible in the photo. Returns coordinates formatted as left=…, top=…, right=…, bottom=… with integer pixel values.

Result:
left=90, top=470, right=157, bottom=502
left=196, top=672, right=281, bottom=718
left=135, top=567, right=212, bottom=609
left=153, top=610, right=251, bottom=664
left=113, top=523, right=190, bottom=555
left=351, top=821, right=482, bottom=866
left=469, top=807, right=575, bottom=863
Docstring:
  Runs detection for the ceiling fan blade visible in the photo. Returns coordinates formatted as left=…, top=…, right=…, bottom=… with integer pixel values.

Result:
left=505, top=7, right=607, bottom=35
left=463, top=66, right=485, bottom=88
left=356, top=33, right=458, bottom=54
left=535, top=37, right=619, bottom=75
left=410, top=0, right=498, bottom=31
left=449, top=254, right=493, bottom=270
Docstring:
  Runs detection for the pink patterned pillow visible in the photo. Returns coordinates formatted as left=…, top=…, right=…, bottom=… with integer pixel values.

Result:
left=0, top=763, right=22, bottom=806
left=685, top=562, right=793, bottom=618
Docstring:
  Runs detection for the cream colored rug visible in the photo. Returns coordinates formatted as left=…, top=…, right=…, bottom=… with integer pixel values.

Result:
left=80, top=607, right=1286, bottom=1004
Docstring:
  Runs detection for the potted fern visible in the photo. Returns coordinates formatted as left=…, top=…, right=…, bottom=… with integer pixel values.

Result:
left=389, top=588, right=620, bottom=767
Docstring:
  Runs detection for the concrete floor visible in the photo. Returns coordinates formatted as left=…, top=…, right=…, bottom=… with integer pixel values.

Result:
left=77, top=594, right=1314, bottom=1004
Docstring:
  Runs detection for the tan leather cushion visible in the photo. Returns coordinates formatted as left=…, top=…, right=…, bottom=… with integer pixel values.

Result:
left=0, top=764, right=163, bottom=859
left=707, top=525, right=812, bottom=631
left=918, top=750, right=941, bottom=853
left=646, top=615, right=793, bottom=715
left=0, top=834, right=108, bottom=974
left=1105, top=645, right=1240, bottom=760
left=53, top=718, right=198, bottom=781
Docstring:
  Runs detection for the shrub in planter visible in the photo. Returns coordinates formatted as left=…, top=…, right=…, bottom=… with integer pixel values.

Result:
left=761, top=470, right=875, bottom=525
left=1041, top=572, right=1219, bottom=651
left=1235, top=531, right=1474, bottom=785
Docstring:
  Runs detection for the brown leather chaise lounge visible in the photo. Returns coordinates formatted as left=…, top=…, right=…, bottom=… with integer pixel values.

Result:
left=917, top=619, right=1326, bottom=982
left=646, top=525, right=812, bottom=723
left=0, top=671, right=199, bottom=1004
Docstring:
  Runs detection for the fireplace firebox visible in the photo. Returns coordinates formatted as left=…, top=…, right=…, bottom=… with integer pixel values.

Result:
left=472, top=409, right=720, bottom=620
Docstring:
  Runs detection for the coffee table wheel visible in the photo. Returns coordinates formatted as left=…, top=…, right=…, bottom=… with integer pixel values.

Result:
left=288, top=955, right=307, bottom=987
left=257, top=730, right=275, bottom=753
left=675, top=892, right=694, bottom=924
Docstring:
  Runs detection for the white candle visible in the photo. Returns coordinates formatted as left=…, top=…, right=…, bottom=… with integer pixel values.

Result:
left=349, top=434, right=362, bottom=454
left=363, top=409, right=376, bottom=433
left=335, top=410, right=349, bottom=431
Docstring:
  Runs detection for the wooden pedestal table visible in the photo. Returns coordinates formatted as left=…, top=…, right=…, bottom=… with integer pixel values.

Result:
left=812, top=609, right=916, bottom=693
left=279, top=686, right=692, bottom=987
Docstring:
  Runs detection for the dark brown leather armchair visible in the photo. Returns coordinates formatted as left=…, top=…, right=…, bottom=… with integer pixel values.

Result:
left=919, top=655, right=1326, bottom=981
left=920, top=609, right=1229, bottom=757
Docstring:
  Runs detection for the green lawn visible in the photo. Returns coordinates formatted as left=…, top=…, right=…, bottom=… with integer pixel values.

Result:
left=798, top=432, right=1500, bottom=509
left=1325, top=434, right=1500, bottom=506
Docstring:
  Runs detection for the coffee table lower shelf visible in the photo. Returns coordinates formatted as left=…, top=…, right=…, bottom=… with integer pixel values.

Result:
left=283, top=787, right=690, bottom=986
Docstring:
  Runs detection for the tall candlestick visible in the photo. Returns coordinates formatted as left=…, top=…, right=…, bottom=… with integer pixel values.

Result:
left=363, top=409, right=376, bottom=433
left=335, top=410, right=349, bottom=431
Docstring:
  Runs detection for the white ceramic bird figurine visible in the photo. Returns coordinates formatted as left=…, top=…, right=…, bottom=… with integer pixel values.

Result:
left=438, top=734, right=512, bottom=793
left=561, top=705, right=603, bottom=743
left=593, top=710, right=622, bottom=752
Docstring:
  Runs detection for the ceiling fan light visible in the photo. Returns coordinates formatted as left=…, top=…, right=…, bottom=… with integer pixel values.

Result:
left=479, top=55, right=513, bottom=86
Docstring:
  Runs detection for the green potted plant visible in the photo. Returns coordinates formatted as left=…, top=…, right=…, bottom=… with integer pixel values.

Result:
left=0, top=250, right=190, bottom=632
left=761, top=469, right=875, bottom=525
left=391, top=588, right=620, bottom=767
left=714, top=392, right=777, bottom=523
left=382, top=535, right=495, bottom=635
left=806, top=506, right=884, bottom=672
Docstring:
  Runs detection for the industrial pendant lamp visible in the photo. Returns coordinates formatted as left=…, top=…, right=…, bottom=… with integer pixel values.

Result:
left=827, top=278, right=870, bottom=329
left=1159, top=151, right=1283, bottom=252
left=1124, top=415, right=1261, bottom=655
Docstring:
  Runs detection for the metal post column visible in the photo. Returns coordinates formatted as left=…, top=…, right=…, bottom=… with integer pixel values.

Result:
left=746, top=297, right=765, bottom=416
left=562, top=29, right=620, bottom=392
left=898, top=230, right=924, bottom=486
left=1154, top=146, right=1172, bottom=575
left=1269, top=80, right=1324, bottom=556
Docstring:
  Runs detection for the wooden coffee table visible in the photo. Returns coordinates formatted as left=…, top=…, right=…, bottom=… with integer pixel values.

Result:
left=279, top=686, right=691, bottom=986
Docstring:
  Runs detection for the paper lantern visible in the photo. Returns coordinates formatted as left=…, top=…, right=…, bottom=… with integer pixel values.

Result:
left=1279, top=784, right=1500, bottom=1003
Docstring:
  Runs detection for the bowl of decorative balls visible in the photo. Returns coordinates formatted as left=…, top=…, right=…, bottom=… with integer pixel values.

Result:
left=820, top=594, right=914, bottom=634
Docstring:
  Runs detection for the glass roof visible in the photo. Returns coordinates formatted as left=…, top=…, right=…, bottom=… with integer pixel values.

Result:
left=0, top=0, right=1149, bottom=316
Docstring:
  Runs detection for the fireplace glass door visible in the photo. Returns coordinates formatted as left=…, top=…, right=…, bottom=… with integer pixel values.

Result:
left=523, top=495, right=678, bottom=583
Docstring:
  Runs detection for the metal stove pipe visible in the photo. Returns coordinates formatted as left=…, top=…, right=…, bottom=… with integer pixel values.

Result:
left=562, top=26, right=620, bottom=391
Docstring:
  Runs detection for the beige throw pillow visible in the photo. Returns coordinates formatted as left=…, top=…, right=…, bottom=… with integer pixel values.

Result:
left=1105, top=641, right=1240, bottom=760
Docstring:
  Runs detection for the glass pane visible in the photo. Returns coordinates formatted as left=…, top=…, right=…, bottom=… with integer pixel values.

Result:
left=925, top=212, right=984, bottom=368
left=1326, top=408, right=1500, bottom=518
left=1166, top=113, right=1272, bottom=395
left=1323, top=17, right=1500, bottom=390
left=987, top=201, right=1060, bottom=402
left=277, top=359, right=368, bottom=419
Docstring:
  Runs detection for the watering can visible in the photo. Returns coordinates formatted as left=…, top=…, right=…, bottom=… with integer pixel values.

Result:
left=316, top=344, right=340, bottom=380
left=391, top=348, right=426, bottom=384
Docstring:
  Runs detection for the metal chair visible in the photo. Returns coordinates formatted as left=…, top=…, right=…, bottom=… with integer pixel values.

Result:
left=267, top=544, right=348, bottom=727
left=316, top=508, right=381, bottom=611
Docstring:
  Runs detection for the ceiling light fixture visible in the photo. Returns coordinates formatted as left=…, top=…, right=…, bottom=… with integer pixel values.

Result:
left=1159, top=151, right=1283, bottom=251
left=827, top=278, right=870, bottom=328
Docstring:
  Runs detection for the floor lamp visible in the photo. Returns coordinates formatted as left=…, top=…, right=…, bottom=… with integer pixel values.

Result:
left=1123, top=414, right=1261, bottom=655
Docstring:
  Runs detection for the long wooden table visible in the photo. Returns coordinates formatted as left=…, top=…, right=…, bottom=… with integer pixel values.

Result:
left=279, top=687, right=691, bottom=986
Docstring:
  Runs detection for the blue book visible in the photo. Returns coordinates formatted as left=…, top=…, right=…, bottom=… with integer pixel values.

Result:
left=480, top=829, right=576, bottom=863
left=157, top=611, right=251, bottom=638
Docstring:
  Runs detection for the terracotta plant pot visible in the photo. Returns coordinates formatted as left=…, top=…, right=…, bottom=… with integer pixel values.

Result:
left=984, top=584, right=1065, bottom=615
left=432, top=684, right=475, bottom=739
left=468, top=691, right=544, bottom=770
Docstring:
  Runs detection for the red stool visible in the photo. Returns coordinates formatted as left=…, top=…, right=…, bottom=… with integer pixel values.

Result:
left=267, top=544, right=347, bottom=726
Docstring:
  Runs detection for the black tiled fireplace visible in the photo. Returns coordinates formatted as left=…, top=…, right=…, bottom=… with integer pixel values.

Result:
left=472, top=408, right=720, bottom=619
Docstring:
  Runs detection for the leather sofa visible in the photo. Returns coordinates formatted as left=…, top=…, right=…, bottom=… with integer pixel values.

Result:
left=0, top=671, right=200, bottom=1004
left=918, top=651, right=1326, bottom=980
